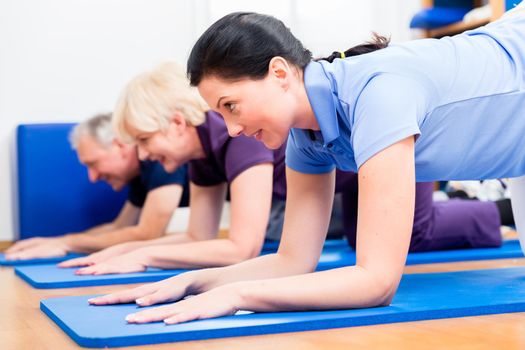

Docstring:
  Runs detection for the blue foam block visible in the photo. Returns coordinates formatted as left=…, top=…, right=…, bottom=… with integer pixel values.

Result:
left=16, top=240, right=524, bottom=289
left=0, top=253, right=84, bottom=266
left=41, top=266, right=525, bottom=348
left=17, top=124, right=128, bottom=239
left=409, top=7, right=471, bottom=29
left=317, top=239, right=524, bottom=270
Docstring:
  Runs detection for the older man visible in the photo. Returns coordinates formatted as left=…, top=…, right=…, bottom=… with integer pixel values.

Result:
left=6, top=113, right=188, bottom=260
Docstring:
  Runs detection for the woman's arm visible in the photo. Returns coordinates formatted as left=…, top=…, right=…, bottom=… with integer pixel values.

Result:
left=146, top=163, right=275, bottom=267
left=236, top=136, right=415, bottom=311
left=58, top=225, right=200, bottom=268
left=76, top=164, right=276, bottom=274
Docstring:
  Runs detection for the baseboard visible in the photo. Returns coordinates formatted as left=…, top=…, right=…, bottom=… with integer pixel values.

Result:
left=0, top=241, right=13, bottom=252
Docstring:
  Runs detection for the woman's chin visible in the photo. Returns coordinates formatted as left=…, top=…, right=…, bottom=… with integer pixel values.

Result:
left=261, top=136, right=286, bottom=150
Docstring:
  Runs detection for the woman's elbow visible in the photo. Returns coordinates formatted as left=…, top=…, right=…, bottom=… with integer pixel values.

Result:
left=357, top=267, right=401, bottom=307
left=371, top=276, right=401, bottom=307
left=233, top=243, right=262, bottom=262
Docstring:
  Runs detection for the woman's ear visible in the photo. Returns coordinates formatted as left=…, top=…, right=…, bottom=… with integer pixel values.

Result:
left=170, top=111, right=189, bottom=134
left=268, top=56, right=292, bottom=90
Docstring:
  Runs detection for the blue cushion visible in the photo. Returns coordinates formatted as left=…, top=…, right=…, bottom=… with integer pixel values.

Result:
left=40, top=266, right=525, bottom=347
left=507, top=0, right=524, bottom=10
left=17, top=124, right=128, bottom=239
left=410, top=7, right=472, bottom=29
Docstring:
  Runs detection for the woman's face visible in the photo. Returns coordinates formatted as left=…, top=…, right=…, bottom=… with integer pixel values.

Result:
left=197, top=66, right=298, bottom=149
left=126, top=118, right=195, bottom=173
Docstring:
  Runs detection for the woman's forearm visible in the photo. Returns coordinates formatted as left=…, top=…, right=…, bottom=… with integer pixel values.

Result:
left=236, top=265, right=397, bottom=312
left=184, top=249, right=317, bottom=294
left=142, top=237, right=264, bottom=269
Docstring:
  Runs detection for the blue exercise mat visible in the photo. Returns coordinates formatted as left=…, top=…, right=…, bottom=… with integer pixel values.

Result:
left=0, top=253, right=84, bottom=267
left=15, top=265, right=187, bottom=289
left=317, top=239, right=524, bottom=271
left=40, top=266, right=525, bottom=348
left=15, top=240, right=524, bottom=289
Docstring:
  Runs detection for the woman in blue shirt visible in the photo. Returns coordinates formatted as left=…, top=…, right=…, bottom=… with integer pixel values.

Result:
left=89, top=5, right=525, bottom=325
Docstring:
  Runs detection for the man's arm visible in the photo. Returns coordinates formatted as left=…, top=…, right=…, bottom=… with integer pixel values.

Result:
left=4, top=202, right=139, bottom=255
left=63, top=184, right=184, bottom=252
left=6, top=184, right=184, bottom=260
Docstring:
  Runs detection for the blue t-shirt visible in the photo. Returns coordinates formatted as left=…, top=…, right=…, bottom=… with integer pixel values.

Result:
left=127, top=160, right=189, bottom=208
left=286, top=11, right=525, bottom=181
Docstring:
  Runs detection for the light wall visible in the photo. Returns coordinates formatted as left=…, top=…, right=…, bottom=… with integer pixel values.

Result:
left=0, top=0, right=420, bottom=241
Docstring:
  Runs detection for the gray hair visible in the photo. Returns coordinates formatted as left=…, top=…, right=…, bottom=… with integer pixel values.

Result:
left=69, top=113, right=115, bottom=149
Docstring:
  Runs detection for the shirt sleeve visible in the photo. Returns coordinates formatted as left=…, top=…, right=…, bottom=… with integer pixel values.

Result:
left=144, top=162, right=188, bottom=191
left=351, top=73, right=424, bottom=169
left=189, top=135, right=277, bottom=186
left=127, top=176, right=146, bottom=208
left=223, top=135, right=275, bottom=183
left=189, top=157, right=224, bottom=186
left=128, top=162, right=188, bottom=208
left=285, top=129, right=336, bottom=174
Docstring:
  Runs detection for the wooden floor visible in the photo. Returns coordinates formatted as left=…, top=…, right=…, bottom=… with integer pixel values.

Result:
left=3, top=257, right=525, bottom=349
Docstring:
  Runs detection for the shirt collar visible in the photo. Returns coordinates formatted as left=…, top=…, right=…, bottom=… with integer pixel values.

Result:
left=303, top=61, right=340, bottom=145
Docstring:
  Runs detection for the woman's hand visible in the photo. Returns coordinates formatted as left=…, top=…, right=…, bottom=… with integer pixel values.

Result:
left=58, top=242, right=140, bottom=268
left=125, top=283, right=243, bottom=325
left=88, top=273, right=195, bottom=306
left=74, top=251, right=148, bottom=275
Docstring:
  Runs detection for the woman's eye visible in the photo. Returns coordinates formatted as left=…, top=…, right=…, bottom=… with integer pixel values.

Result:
left=224, top=103, right=236, bottom=113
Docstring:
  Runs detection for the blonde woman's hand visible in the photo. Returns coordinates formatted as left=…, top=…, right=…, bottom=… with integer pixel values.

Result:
left=58, top=242, right=140, bottom=268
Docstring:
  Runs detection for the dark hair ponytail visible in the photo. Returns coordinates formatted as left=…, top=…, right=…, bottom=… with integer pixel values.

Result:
left=318, top=33, right=390, bottom=63
left=187, top=12, right=312, bottom=86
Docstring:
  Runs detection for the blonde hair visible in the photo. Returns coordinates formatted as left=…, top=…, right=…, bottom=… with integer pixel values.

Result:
left=113, top=61, right=209, bottom=143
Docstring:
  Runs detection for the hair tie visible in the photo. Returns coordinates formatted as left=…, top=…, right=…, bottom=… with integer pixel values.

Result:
left=340, top=51, right=346, bottom=59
